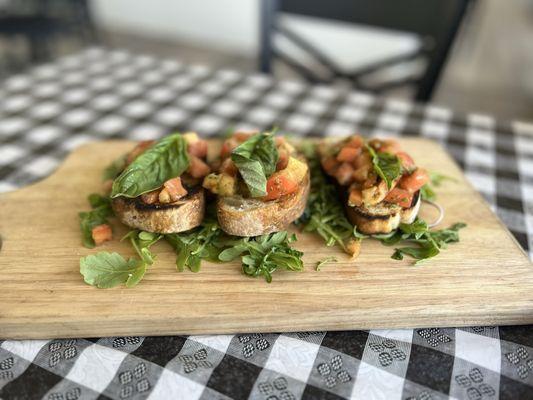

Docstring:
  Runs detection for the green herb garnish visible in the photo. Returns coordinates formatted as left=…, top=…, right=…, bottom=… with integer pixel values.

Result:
left=296, top=143, right=355, bottom=253
left=420, top=184, right=437, bottom=201
left=366, top=144, right=402, bottom=189
left=111, top=133, right=189, bottom=198
left=430, top=172, right=457, bottom=186
left=420, top=171, right=457, bottom=201
left=79, top=194, right=113, bottom=248
left=80, top=252, right=145, bottom=288
left=165, top=218, right=224, bottom=272
left=376, top=220, right=466, bottom=264
left=316, top=256, right=337, bottom=271
left=218, top=231, right=304, bottom=283
left=102, top=154, right=127, bottom=181
left=80, top=230, right=162, bottom=288
left=231, top=132, right=279, bottom=197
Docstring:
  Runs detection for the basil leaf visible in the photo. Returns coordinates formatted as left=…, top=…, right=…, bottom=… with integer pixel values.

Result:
left=111, top=133, right=189, bottom=198
left=366, top=145, right=402, bottom=189
left=231, top=133, right=279, bottom=197
left=80, top=252, right=146, bottom=288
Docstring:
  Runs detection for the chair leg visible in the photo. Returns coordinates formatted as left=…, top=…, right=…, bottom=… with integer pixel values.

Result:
left=259, top=0, right=279, bottom=74
left=415, top=0, right=471, bottom=102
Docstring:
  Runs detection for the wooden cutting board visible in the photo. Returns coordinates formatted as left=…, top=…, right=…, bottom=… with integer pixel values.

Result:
left=0, top=138, right=532, bottom=339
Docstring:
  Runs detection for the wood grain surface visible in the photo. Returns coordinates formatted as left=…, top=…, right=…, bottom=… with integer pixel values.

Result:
left=0, top=138, right=531, bottom=339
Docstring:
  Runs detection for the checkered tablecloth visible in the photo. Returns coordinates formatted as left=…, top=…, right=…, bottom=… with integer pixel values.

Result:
left=1, top=48, right=533, bottom=400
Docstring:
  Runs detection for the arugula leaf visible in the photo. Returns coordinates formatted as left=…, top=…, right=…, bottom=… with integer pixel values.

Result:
left=392, top=238, right=440, bottom=264
left=295, top=143, right=356, bottom=253
left=79, top=194, right=113, bottom=248
left=420, top=171, right=457, bottom=201
left=366, top=144, right=402, bottom=189
left=165, top=210, right=304, bottom=281
left=111, top=133, right=189, bottom=198
left=385, top=220, right=466, bottom=264
left=420, top=184, right=436, bottom=201
left=316, top=256, right=337, bottom=271
left=430, top=172, right=457, bottom=186
left=88, top=193, right=111, bottom=209
left=218, top=243, right=248, bottom=262
left=231, top=133, right=279, bottom=197
left=102, top=154, right=127, bottom=181
left=165, top=218, right=224, bottom=272
left=123, top=230, right=163, bottom=266
left=80, top=252, right=145, bottom=288
left=399, top=219, right=428, bottom=239
left=219, top=231, right=303, bottom=283
left=80, top=229, right=163, bottom=289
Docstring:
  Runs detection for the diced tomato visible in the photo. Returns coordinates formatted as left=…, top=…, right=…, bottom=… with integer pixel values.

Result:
left=264, top=173, right=298, bottom=200
left=220, top=138, right=239, bottom=159
left=276, top=149, right=289, bottom=171
left=321, top=156, right=339, bottom=176
left=163, top=177, right=188, bottom=201
left=275, top=136, right=286, bottom=146
left=397, top=151, right=415, bottom=172
left=384, top=187, right=413, bottom=208
left=220, top=158, right=238, bottom=176
left=399, top=168, right=429, bottom=193
left=375, top=139, right=400, bottom=154
left=141, top=189, right=160, bottom=204
left=335, top=162, right=354, bottom=186
left=91, top=224, right=112, bottom=245
left=337, top=147, right=361, bottom=163
left=188, top=140, right=208, bottom=158
left=188, top=156, right=211, bottom=178
left=233, top=131, right=256, bottom=142
left=345, top=136, right=364, bottom=149
left=126, top=140, right=155, bottom=164
left=348, top=188, right=363, bottom=206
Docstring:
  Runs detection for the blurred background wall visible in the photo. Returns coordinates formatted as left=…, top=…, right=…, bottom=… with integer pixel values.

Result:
left=93, top=0, right=259, bottom=55
left=1, top=0, right=532, bottom=121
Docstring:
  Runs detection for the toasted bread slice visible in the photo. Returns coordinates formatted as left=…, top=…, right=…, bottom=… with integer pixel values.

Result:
left=217, top=171, right=310, bottom=236
left=111, top=187, right=205, bottom=233
left=346, top=190, right=421, bottom=235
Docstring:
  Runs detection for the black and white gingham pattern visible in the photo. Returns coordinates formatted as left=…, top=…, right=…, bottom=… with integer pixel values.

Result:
left=1, top=48, right=533, bottom=399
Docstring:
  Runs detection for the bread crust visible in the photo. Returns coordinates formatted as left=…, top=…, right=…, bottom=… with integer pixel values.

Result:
left=111, top=187, right=205, bottom=233
left=216, top=171, right=310, bottom=236
left=346, top=191, right=421, bottom=234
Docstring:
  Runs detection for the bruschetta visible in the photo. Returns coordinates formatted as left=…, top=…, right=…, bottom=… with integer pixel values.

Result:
left=203, top=131, right=310, bottom=236
left=109, top=132, right=210, bottom=233
left=319, top=135, right=428, bottom=234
